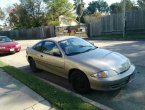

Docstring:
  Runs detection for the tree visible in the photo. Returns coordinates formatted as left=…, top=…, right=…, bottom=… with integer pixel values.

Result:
left=73, top=0, right=85, bottom=25
left=110, top=0, right=138, bottom=14
left=8, top=4, right=29, bottom=28
left=87, top=1, right=97, bottom=14
left=137, top=0, right=145, bottom=9
left=76, top=3, right=85, bottom=25
left=95, top=0, right=109, bottom=13
left=84, top=12, right=102, bottom=24
left=123, top=0, right=138, bottom=11
left=86, top=0, right=109, bottom=15
left=7, top=0, right=47, bottom=29
left=7, top=0, right=74, bottom=28
left=20, top=0, right=47, bottom=27
left=0, top=7, right=5, bottom=20
left=44, top=0, right=73, bottom=26
left=110, top=3, right=122, bottom=14
left=73, top=0, right=85, bottom=10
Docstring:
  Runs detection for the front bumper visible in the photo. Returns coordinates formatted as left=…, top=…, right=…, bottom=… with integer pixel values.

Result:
left=89, top=65, right=135, bottom=91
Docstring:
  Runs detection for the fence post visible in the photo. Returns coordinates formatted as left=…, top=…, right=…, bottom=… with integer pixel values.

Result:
left=122, top=0, right=126, bottom=37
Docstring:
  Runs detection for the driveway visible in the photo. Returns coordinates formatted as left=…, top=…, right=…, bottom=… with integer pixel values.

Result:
left=0, top=39, right=145, bottom=110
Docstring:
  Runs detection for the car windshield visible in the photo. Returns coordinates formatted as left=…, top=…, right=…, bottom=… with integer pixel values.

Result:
left=0, top=36, right=13, bottom=43
left=59, top=38, right=97, bottom=56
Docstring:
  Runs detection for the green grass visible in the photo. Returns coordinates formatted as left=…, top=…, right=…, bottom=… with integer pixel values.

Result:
left=0, top=61, right=100, bottom=110
left=86, top=34, right=145, bottom=40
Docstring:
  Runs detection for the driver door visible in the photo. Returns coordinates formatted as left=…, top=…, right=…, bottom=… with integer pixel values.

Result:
left=40, top=41, right=65, bottom=77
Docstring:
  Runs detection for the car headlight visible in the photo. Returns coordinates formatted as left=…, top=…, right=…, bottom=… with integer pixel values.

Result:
left=127, top=59, right=131, bottom=65
left=91, top=70, right=118, bottom=78
left=16, top=44, right=20, bottom=47
left=0, top=47, right=6, bottom=49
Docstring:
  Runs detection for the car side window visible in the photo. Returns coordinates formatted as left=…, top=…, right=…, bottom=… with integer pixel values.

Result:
left=42, top=41, right=61, bottom=57
left=33, top=42, right=43, bottom=52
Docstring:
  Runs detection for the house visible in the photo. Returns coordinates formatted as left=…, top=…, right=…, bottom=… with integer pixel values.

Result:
left=56, top=16, right=86, bottom=35
left=59, top=15, right=78, bottom=26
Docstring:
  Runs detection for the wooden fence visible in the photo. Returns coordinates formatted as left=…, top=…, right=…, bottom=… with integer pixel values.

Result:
left=0, top=26, right=56, bottom=39
left=88, top=10, right=145, bottom=37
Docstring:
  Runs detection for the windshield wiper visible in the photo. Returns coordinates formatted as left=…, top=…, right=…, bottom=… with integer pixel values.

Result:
left=78, top=45, right=92, bottom=48
left=83, top=47, right=97, bottom=53
left=67, top=52, right=82, bottom=56
left=67, top=47, right=97, bottom=56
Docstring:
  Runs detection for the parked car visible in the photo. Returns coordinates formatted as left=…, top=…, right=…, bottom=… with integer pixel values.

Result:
left=26, top=36, right=135, bottom=93
left=0, top=36, right=21, bottom=54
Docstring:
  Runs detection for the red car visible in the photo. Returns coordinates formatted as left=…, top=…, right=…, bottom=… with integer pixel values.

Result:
left=0, top=36, right=21, bottom=54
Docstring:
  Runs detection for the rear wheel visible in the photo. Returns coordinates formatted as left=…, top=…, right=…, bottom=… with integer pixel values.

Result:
left=28, top=58, right=38, bottom=72
left=70, top=71, right=91, bottom=94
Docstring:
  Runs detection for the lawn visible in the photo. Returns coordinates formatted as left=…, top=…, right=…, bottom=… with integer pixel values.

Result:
left=86, top=34, right=145, bottom=40
left=0, top=61, right=100, bottom=110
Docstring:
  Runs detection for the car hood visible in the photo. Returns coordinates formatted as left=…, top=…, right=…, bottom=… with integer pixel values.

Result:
left=0, top=41, right=18, bottom=48
left=69, top=48, right=130, bottom=73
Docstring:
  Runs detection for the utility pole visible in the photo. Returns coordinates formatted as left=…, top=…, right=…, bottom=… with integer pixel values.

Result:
left=123, top=0, right=126, bottom=37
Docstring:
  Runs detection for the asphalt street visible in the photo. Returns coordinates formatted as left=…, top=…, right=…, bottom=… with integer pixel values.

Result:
left=1, top=39, right=145, bottom=110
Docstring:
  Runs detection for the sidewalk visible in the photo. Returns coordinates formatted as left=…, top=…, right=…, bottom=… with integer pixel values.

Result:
left=0, top=69, right=55, bottom=110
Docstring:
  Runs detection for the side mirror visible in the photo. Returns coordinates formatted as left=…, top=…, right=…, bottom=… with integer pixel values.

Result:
left=53, top=52, right=62, bottom=57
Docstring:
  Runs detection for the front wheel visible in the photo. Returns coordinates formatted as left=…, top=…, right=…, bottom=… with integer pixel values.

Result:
left=28, top=58, right=38, bottom=72
left=70, top=71, right=91, bottom=94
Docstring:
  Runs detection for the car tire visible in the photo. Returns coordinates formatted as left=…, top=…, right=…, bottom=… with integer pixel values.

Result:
left=70, top=71, right=91, bottom=94
left=28, top=58, right=39, bottom=72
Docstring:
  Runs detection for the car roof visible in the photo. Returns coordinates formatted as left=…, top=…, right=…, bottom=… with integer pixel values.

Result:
left=44, top=36, right=78, bottom=42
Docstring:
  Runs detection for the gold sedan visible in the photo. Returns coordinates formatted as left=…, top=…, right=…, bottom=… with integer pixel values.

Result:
left=26, top=36, right=135, bottom=93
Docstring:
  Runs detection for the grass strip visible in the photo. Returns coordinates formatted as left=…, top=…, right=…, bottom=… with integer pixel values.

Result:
left=85, top=34, right=145, bottom=40
left=0, top=61, right=100, bottom=110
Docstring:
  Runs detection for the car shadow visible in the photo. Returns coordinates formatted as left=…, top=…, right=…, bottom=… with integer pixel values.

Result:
left=18, top=65, right=123, bottom=97
left=0, top=54, right=14, bottom=57
left=84, top=88, right=121, bottom=99
left=6, top=64, right=145, bottom=110
left=18, top=65, right=73, bottom=91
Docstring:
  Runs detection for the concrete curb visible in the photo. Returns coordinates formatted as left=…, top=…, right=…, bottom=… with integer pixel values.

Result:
left=37, top=77, right=113, bottom=110
left=0, top=69, right=56, bottom=110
